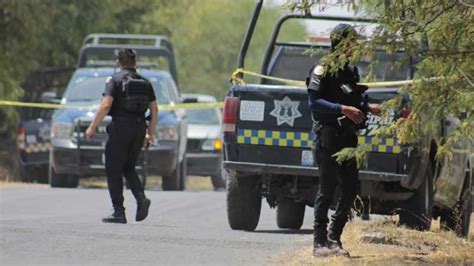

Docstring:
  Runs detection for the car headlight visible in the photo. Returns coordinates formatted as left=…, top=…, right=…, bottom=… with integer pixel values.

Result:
left=51, top=122, right=74, bottom=139
left=202, top=138, right=222, bottom=151
left=157, top=125, right=178, bottom=141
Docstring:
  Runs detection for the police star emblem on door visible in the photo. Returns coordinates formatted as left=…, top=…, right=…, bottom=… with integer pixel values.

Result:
left=269, top=96, right=302, bottom=127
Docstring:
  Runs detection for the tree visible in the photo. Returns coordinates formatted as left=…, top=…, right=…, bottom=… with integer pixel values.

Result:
left=0, top=0, right=157, bottom=149
left=140, top=0, right=306, bottom=99
left=285, top=0, right=473, bottom=162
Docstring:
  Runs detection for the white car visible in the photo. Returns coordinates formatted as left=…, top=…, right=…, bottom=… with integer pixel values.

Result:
left=182, top=94, right=226, bottom=190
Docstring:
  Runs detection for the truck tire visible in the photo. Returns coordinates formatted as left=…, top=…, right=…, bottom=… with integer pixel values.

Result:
left=19, top=165, right=34, bottom=183
left=276, top=200, right=305, bottom=230
left=227, top=172, right=262, bottom=231
left=399, top=162, right=433, bottom=230
left=162, top=158, right=184, bottom=191
left=49, top=167, right=79, bottom=188
left=440, top=171, right=472, bottom=237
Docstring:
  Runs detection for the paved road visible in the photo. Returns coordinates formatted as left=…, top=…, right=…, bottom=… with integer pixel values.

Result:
left=0, top=187, right=314, bottom=265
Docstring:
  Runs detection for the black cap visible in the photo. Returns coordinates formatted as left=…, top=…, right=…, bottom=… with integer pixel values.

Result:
left=330, top=24, right=361, bottom=50
left=115, top=48, right=137, bottom=60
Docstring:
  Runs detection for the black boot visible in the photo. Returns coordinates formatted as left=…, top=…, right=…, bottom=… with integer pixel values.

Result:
left=102, top=208, right=127, bottom=224
left=328, top=224, right=349, bottom=257
left=327, top=237, right=350, bottom=257
left=313, top=230, right=336, bottom=258
left=136, top=194, right=151, bottom=222
left=313, top=240, right=336, bottom=257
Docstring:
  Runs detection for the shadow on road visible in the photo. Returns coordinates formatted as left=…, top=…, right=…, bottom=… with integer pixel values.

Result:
left=251, top=229, right=313, bottom=235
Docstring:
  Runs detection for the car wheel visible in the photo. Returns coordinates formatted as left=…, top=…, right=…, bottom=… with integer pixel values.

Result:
left=49, top=167, right=78, bottom=188
left=211, top=168, right=226, bottom=190
left=226, top=171, right=262, bottom=231
left=276, top=200, right=305, bottom=230
left=179, top=156, right=187, bottom=191
left=440, top=171, right=472, bottom=237
left=399, top=162, right=433, bottom=231
left=162, top=158, right=181, bottom=191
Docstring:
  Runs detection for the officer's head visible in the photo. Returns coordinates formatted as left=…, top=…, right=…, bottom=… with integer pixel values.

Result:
left=330, top=24, right=360, bottom=53
left=116, top=48, right=137, bottom=68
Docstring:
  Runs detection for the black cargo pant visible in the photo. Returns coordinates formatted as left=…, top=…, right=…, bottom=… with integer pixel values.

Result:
left=105, top=117, right=146, bottom=210
left=313, top=125, right=358, bottom=243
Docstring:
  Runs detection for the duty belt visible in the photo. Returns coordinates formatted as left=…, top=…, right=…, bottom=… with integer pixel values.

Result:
left=112, top=116, right=146, bottom=123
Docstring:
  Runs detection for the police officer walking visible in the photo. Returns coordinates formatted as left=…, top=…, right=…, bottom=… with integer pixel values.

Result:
left=307, top=24, right=381, bottom=257
left=86, top=48, right=158, bottom=224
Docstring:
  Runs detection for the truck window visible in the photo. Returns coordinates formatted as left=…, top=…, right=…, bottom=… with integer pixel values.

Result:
left=269, top=46, right=409, bottom=84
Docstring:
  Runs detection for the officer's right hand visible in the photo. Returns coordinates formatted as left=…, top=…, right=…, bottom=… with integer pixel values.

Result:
left=85, top=126, right=95, bottom=140
left=341, top=105, right=365, bottom=125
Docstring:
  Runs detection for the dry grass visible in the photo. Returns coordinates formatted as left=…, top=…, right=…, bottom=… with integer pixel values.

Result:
left=0, top=175, right=215, bottom=191
left=78, top=175, right=214, bottom=191
left=0, top=180, right=48, bottom=188
left=282, top=215, right=474, bottom=265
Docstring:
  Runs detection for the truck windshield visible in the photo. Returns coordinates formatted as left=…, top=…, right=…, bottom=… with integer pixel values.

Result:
left=187, top=108, right=220, bottom=125
left=64, top=74, right=173, bottom=104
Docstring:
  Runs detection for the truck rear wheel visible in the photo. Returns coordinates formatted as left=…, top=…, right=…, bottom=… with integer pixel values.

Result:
left=276, top=200, right=305, bottom=230
left=440, top=172, right=472, bottom=237
left=226, top=172, right=261, bottom=231
left=49, top=167, right=79, bottom=188
left=399, top=163, right=433, bottom=230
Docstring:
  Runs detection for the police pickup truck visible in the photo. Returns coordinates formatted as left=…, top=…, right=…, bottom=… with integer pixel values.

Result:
left=45, top=34, right=188, bottom=190
left=223, top=0, right=472, bottom=237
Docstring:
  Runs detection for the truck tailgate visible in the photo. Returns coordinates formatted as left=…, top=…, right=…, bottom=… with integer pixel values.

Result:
left=234, top=85, right=314, bottom=167
left=230, top=85, right=405, bottom=175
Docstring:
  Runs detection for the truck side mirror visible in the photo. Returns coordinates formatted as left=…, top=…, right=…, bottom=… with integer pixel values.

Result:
left=40, top=91, right=61, bottom=104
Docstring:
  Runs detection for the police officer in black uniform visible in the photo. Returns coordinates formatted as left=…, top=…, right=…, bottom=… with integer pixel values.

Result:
left=86, top=49, right=158, bottom=224
left=307, top=24, right=381, bottom=257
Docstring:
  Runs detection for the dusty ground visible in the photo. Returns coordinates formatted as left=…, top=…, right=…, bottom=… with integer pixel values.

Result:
left=79, top=175, right=214, bottom=191
left=2, top=178, right=473, bottom=265
left=0, top=175, right=214, bottom=191
left=281, top=215, right=474, bottom=265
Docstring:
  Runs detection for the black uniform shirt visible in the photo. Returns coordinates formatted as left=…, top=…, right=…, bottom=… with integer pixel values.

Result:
left=307, top=63, right=366, bottom=125
left=103, top=68, right=156, bottom=118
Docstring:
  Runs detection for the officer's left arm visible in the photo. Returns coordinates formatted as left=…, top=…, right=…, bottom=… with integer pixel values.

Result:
left=85, top=96, right=114, bottom=140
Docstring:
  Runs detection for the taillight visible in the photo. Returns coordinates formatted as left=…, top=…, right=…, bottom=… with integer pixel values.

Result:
left=222, top=97, right=240, bottom=133
left=17, top=126, right=26, bottom=150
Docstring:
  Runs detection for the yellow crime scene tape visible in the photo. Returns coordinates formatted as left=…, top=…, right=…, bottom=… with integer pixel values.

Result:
left=0, top=69, right=421, bottom=110
left=231, top=68, right=415, bottom=88
left=0, top=100, right=223, bottom=110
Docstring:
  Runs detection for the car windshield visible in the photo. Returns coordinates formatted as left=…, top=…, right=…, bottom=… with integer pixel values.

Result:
left=187, top=108, right=220, bottom=125
left=65, top=74, right=174, bottom=104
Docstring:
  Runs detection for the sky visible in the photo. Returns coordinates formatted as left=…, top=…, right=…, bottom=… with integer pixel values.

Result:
left=265, top=0, right=375, bottom=36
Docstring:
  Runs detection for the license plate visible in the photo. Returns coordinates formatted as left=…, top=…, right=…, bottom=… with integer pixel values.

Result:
left=301, top=150, right=314, bottom=166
